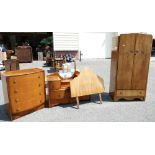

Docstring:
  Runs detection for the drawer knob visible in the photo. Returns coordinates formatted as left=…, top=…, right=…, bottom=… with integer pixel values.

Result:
left=13, top=80, right=16, bottom=84
left=16, top=108, right=20, bottom=112
left=14, top=90, right=18, bottom=94
left=16, top=99, right=20, bottom=102
left=38, top=76, right=40, bottom=79
left=38, top=84, right=41, bottom=87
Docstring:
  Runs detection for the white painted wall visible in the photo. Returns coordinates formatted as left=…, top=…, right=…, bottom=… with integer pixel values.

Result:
left=79, top=32, right=116, bottom=59
left=105, top=32, right=118, bottom=58
left=53, top=32, right=79, bottom=51
left=53, top=32, right=117, bottom=59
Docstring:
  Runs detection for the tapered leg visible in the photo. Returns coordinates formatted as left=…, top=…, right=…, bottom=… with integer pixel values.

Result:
left=99, top=93, right=103, bottom=104
left=76, top=96, right=79, bottom=109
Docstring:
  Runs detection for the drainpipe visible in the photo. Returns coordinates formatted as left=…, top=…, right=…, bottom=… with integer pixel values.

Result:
left=79, top=51, right=83, bottom=61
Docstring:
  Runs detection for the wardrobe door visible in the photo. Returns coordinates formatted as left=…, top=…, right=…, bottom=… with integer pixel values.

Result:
left=117, top=34, right=135, bottom=89
left=132, top=34, right=152, bottom=90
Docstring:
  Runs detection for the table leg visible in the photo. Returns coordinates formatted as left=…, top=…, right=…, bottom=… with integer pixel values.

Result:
left=99, top=93, right=103, bottom=104
left=76, top=96, right=79, bottom=109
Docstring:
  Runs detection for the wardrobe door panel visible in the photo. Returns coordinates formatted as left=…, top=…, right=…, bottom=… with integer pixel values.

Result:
left=117, top=34, right=135, bottom=89
left=132, top=34, right=152, bottom=89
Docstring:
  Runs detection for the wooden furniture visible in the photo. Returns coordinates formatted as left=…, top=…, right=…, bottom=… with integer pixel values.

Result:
left=4, top=59, right=20, bottom=71
left=6, top=50, right=14, bottom=59
left=1, top=68, right=45, bottom=120
left=109, top=33, right=153, bottom=101
left=70, top=67, right=105, bottom=108
left=47, top=71, right=90, bottom=108
left=54, top=57, right=65, bottom=71
left=16, top=46, right=33, bottom=63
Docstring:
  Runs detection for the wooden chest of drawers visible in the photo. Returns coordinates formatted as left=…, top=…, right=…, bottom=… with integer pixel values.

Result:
left=1, top=68, right=45, bottom=120
left=47, top=72, right=90, bottom=108
left=16, top=46, right=33, bottom=63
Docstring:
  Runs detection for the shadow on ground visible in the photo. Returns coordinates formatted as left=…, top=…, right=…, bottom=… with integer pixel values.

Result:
left=0, top=104, right=10, bottom=121
left=58, top=92, right=113, bottom=109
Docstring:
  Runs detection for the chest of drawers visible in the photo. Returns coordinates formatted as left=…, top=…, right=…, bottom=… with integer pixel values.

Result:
left=1, top=68, right=45, bottom=120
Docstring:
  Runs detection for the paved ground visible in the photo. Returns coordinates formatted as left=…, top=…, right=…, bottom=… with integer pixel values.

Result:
left=0, top=58, right=155, bottom=122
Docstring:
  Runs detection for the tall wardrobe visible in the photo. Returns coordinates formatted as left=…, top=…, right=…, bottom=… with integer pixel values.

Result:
left=109, top=33, right=153, bottom=101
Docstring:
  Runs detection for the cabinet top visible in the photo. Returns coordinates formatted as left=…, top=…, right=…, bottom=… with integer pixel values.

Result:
left=1, top=68, right=44, bottom=77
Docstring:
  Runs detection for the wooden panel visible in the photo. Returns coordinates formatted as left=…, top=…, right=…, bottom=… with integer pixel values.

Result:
left=132, top=34, right=153, bottom=89
left=70, top=67, right=105, bottom=97
left=116, top=90, right=145, bottom=97
left=49, top=88, right=70, bottom=100
left=117, top=34, right=135, bottom=89
left=109, top=50, right=118, bottom=93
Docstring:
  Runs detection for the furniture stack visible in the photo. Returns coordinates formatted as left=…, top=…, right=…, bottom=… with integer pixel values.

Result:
left=109, top=33, right=153, bottom=101
left=16, top=46, right=33, bottom=63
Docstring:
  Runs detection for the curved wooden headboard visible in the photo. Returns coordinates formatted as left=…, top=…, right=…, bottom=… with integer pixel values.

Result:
left=70, top=67, right=105, bottom=97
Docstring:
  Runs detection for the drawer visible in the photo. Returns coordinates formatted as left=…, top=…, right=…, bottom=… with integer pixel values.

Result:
left=49, top=89, right=70, bottom=99
left=48, top=80, right=61, bottom=90
left=116, top=90, right=145, bottom=97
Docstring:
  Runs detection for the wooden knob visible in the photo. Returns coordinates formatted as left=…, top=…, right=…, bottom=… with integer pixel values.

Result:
left=16, top=108, right=20, bottom=112
left=16, top=98, right=20, bottom=102
left=13, top=80, right=16, bottom=84
left=14, top=90, right=18, bottom=94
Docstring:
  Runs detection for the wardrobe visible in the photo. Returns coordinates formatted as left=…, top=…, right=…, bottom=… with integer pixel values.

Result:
left=109, top=33, right=153, bottom=101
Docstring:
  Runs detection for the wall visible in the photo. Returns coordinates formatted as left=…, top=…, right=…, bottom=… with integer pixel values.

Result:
left=79, top=32, right=116, bottom=59
left=53, top=32, right=117, bottom=59
left=53, top=32, right=79, bottom=51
